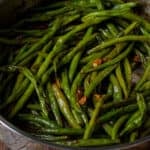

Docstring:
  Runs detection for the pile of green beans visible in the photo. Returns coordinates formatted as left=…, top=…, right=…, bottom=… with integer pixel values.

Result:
left=0, top=0, right=150, bottom=147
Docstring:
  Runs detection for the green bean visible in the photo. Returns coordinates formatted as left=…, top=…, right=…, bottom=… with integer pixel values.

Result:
left=36, top=128, right=84, bottom=136
left=120, top=93, right=146, bottom=136
left=7, top=20, right=63, bottom=118
left=43, top=7, right=72, bottom=17
left=143, top=43, right=150, bottom=56
left=137, top=93, right=147, bottom=115
left=12, top=73, right=24, bottom=94
left=98, top=5, right=118, bottom=41
left=41, top=67, right=53, bottom=85
left=98, top=29, right=112, bottom=41
left=37, top=51, right=48, bottom=59
left=74, top=0, right=96, bottom=8
left=0, top=66, right=49, bottom=118
left=56, top=138, right=120, bottom=147
left=117, top=16, right=130, bottom=26
left=87, top=12, right=107, bottom=24
left=61, top=70, right=71, bottom=100
left=32, top=134, right=68, bottom=141
left=63, top=14, right=80, bottom=26
left=115, top=64, right=128, bottom=98
left=105, top=22, right=139, bottom=59
left=83, top=95, right=106, bottom=139
left=17, top=114, right=59, bottom=128
left=18, top=67, right=49, bottom=118
left=88, top=35, right=150, bottom=54
left=81, top=111, right=89, bottom=125
left=33, top=41, right=53, bottom=72
left=28, top=121, right=53, bottom=129
left=72, top=109, right=83, bottom=126
left=52, top=51, right=68, bottom=74
left=85, top=43, right=134, bottom=73
left=37, top=24, right=96, bottom=79
left=120, top=111, right=141, bottom=136
left=87, top=108, right=93, bottom=118
left=121, top=13, right=150, bottom=32
left=84, top=74, right=91, bottom=92
left=102, top=91, right=150, bottom=111
left=102, top=123, right=113, bottom=137
left=52, top=83, right=80, bottom=129
left=93, top=92, right=102, bottom=106
left=0, top=77, right=29, bottom=110
left=111, top=114, right=129, bottom=140
left=122, top=21, right=139, bottom=36
left=140, top=27, right=150, bottom=36
left=13, top=7, right=69, bottom=27
left=107, top=23, right=119, bottom=36
left=95, top=0, right=104, bottom=10
left=13, top=44, right=29, bottom=65
left=61, top=33, right=97, bottom=66
left=0, top=37, right=26, bottom=45
left=84, top=65, right=117, bottom=97
left=107, top=82, right=113, bottom=96
left=110, top=74, right=123, bottom=102
left=69, top=27, right=93, bottom=81
left=18, top=52, right=38, bottom=66
left=90, top=72, right=98, bottom=83
left=135, top=62, right=150, bottom=91
left=80, top=48, right=110, bottom=64
left=113, top=2, right=137, bottom=10
left=47, top=83, right=62, bottom=127
left=13, top=29, right=46, bottom=37
left=16, top=18, right=61, bottom=63
left=82, top=4, right=136, bottom=22
left=27, top=104, right=41, bottom=111
left=98, top=104, right=138, bottom=123
left=32, top=1, right=66, bottom=12
left=0, top=41, right=52, bottom=110
left=123, top=58, right=132, bottom=94
left=100, top=29, right=113, bottom=39
left=0, top=66, right=20, bottom=72
left=130, top=131, right=138, bottom=142
left=139, top=81, right=150, bottom=91
left=102, top=100, right=133, bottom=112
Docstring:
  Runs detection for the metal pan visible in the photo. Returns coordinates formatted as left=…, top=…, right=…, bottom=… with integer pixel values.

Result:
left=0, top=0, right=150, bottom=149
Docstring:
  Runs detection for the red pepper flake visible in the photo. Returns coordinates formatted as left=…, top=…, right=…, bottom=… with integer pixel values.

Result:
left=94, top=94, right=102, bottom=101
left=78, top=96, right=87, bottom=105
left=76, top=88, right=83, bottom=100
left=133, top=55, right=140, bottom=63
left=102, top=58, right=109, bottom=63
left=92, top=59, right=103, bottom=68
